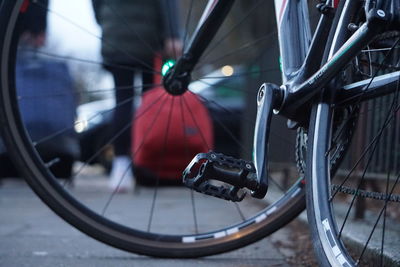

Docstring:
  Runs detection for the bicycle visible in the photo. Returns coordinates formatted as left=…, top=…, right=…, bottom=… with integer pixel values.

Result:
left=0, top=0, right=399, bottom=266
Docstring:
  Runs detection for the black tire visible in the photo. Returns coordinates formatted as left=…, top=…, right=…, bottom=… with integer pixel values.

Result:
left=307, top=103, right=356, bottom=266
left=0, top=0, right=306, bottom=257
left=306, top=2, right=400, bottom=265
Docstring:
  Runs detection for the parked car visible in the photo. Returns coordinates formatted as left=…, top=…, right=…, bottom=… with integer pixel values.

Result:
left=75, top=99, right=115, bottom=173
left=0, top=49, right=80, bottom=179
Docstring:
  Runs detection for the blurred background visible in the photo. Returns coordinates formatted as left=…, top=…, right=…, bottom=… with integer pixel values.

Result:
left=1, top=0, right=297, bottom=180
left=0, top=0, right=305, bottom=237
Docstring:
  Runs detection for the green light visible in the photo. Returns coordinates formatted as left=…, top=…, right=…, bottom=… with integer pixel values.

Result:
left=161, top=59, right=176, bottom=76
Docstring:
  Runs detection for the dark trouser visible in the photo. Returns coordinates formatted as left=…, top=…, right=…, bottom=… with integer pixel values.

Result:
left=107, top=64, right=154, bottom=156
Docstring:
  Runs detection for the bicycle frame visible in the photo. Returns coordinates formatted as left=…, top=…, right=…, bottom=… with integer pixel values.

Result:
left=168, top=0, right=399, bottom=115
left=275, top=0, right=399, bottom=121
left=167, top=0, right=400, bottom=197
left=274, top=0, right=313, bottom=83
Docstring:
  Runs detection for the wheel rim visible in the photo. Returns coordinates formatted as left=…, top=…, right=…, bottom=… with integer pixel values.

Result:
left=0, top=0, right=306, bottom=257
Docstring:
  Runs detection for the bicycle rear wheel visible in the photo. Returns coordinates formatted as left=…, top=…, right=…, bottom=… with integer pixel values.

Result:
left=0, top=0, right=305, bottom=257
left=306, top=2, right=400, bottom=265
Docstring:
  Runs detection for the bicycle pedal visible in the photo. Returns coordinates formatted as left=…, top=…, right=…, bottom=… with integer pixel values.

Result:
left=183, top=152, right=259, bottom=202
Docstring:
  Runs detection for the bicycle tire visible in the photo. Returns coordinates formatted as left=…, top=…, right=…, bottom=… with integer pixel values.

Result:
left=306, top=2, right=400, bottom=265
left=0, top=0, right=306, bottom=257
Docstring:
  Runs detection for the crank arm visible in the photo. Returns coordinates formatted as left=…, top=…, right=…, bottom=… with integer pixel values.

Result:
left=252, top=83, right=283, bottom=198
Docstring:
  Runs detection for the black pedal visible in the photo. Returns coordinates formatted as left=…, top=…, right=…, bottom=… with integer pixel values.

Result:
left=183, top=152, right=259, bottom=202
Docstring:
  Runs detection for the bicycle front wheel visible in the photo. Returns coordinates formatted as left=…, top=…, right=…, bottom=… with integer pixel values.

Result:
left=0, top=0, right=306, bottom=257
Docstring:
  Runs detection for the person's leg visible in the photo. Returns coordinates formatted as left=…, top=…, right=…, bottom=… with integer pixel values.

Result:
left=108, top=66, right=136, bottom=192
left=141, top=66, right=154, bottom=93
left=112, top=68, right=135, bottom=156
left=129, top=63, right=155, bottom=184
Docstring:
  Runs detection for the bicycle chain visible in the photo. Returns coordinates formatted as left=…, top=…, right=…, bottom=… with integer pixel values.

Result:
left=295, top=116, right=400, bottom=202
left=332, top=184, right=400, bottom=202
left=375, top=31, right=400, bottom=41
left=295, top=111, right=400, bottom=203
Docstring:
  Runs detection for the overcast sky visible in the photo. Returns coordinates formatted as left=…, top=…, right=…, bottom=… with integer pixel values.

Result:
left=47, top=0, right=101, bottom=59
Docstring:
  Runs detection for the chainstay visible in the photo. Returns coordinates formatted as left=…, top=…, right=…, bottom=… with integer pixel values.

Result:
left=332, top=184, right=400, bottom=202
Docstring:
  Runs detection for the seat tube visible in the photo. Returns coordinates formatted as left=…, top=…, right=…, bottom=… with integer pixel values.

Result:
left=274, top=0, right=312, bottom=82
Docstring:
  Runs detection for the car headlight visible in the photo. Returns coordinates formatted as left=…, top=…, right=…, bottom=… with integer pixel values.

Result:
left=74, top=119, right=89, bottom=133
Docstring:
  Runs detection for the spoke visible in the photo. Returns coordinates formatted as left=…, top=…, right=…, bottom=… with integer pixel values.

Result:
left=361, top=46, right=400, bottom=53
left=234, top=202, right=246, bottom=221
left=201, top=0, right=265, bottom=60
left=328, top=38, right=400, bottom=157
left=331, top=94, right=400, bottom=195
left=193, top=90, right=254, bottom=139
left=200, top=7, right=319, bottom=63
left=19, top=49, right=143, bottom=73
left=366, top=45, right=373, bottom=77
left=357, top=59, right=400, bottom=72
left=357, top=173, right=400, bottom=263
left=34, top=1, right=160, bottom=74
left=102, top=2, right=159, bottom=56
left=211, top=111, right=249, bottom=155
left=192, top=91, right=243, bottom=115
left=182, top=0, right=195, bottom=52
left=195, top=68, right=279, bottom=83
left=45, top=157, right=60, bottom=168
left=192, top=81, right=268, bottom=156
left=31, top=89, right=139, bottom=147
left=72, top=92, right=167, bottom=177
left=195, top=77, right=244, bottom=91
left=330, top=100, right=399, bottom=127
left=338, top=133, right=381, bottom=238
left=269, top=175, right=287, bottom=193
left=197, top=34, right=273, bottom=67
left=337, top=95, right=400, bottom=238
left=18, top=83, right=163, bottom=100
left=101, top=93, right=169, bottom=216
left=179, top=97, right=199, bottom=234
left=192, top=91, right=291, bottom=193
left=380, top=172, right=390, bottom=266
left=331, top=105, right=399, bottom=199
left=187, top=92, right=249, bottom=154
left=182, top=96, right=211, bottom=151
left=190, top=189, right=199, bottom=234
left=179, top=96, right=192, bottom=165
left=194, top=90, right=295, bottom=146
left=147, top=96, right=175, bottom=232
left=101, top=158, right=134, bottom=215
left=331, top=77, right=400, bottom=201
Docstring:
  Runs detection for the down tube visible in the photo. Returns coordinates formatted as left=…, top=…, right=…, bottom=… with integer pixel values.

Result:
left=274, top=0, right=312, bottom=82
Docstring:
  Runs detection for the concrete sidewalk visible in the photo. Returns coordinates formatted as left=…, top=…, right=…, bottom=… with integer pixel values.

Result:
left=0, top=177, right=312, bottom=267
